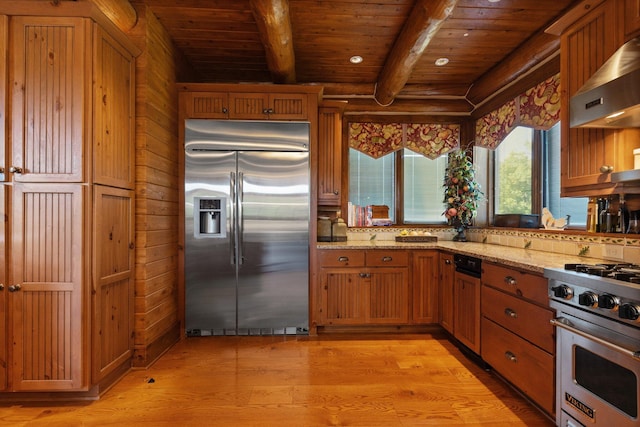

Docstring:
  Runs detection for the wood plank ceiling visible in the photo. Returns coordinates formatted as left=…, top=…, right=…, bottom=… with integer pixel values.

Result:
left=137, top=0, right=579, bottom=115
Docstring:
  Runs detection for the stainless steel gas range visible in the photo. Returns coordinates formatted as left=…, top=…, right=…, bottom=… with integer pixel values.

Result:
left=544, top=263, right=640, bottom=427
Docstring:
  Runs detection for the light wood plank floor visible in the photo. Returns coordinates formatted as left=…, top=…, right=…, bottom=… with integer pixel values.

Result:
left=1, top=333, right=554, bottom=426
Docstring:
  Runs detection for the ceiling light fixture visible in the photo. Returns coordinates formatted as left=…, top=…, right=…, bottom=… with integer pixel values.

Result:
left=435, top=57, right=449, bottom=66
left=350, top=55, right=363, bottom=64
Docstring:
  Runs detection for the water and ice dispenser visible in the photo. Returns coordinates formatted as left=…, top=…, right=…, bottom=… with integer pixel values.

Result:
left=194, top=197, right=226, bottom=238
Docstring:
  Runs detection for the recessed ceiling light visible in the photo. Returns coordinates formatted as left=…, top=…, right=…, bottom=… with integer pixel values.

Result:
left=435, top=57, right=449, bottom=66
left=488, top=0, right=501, bottom=2
left=350, top=55, right=363, bottom=64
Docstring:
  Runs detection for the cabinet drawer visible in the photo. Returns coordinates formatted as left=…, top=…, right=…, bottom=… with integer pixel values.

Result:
left=318, top=250, right=365, bottom=267
left=482, top=285, right=555, bottom=353
left=482, top=262, right=548, bottom=305
left=481, top=318, right=554, bottom=415
left=365, top=250, right=408, bottom=267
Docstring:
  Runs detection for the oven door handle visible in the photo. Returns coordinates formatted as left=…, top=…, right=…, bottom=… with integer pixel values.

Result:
left=551, top=317, right=640, bottom=360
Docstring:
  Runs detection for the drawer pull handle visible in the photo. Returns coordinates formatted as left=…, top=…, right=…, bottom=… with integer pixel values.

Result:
left=359, top=272, right=367, bottom=278
left=504, top=308, right=518, bottom=318
left=504, top=276, right=517, bottom=286
left=505, top=351, right=517, bottom=363
left=338, top=256, right=349, bottom=262
left=381, top=256, right=393, bottom=262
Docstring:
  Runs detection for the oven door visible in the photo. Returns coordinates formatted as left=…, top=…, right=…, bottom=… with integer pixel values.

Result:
left=552, top=313, right=640, bottom=427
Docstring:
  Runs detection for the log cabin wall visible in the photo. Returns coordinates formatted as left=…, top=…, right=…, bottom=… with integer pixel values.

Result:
left=128, top=5, right=196, bottom=368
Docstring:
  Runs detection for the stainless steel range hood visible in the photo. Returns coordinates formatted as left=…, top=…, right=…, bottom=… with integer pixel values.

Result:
left=570, top=37, right=640, bottom=128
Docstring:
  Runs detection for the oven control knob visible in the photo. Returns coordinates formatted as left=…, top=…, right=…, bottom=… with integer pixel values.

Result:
left=578, top=292, right=598, bottom=307
left=619, top=303, right=640, bottom=321
left=598, top=294, right=619, bottom=310
left=551, top=285, right=573, bottom=299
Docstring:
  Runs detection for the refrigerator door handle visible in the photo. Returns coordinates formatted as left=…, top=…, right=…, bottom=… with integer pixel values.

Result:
left=230, top=172, right=236, bottom=265
left=238, top=171, right=244, bottom=265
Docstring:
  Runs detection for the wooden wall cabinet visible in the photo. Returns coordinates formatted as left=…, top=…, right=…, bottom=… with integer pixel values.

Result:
left=560, top=0, right=640, bottom=196
left=453, top=270, right=481, bottom=354
left=181, top=87, right=319, bottom=121
left=318, top=250, right=409, bottom=326
left=438, top=252, right=454, bottom=334
left=411, top=250, right=439, bottom=324
left=624, top=0, right=640, bottom=38
left=480, top=262, right=555, bottom=416
left=1, top=14, right=135, bottom=394
left=317, top=103, right=343, bottom=206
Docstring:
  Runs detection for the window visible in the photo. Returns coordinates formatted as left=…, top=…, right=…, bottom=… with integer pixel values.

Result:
left=493, top=123, right=587, bottom=227
left=348, top=148, right=448, bottom=225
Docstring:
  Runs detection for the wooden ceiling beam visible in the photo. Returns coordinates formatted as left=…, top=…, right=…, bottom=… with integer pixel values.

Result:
left=374, top=0, right=458, bottom=106
left=466, top=29, right=560, bottom=107
left=249, top=0, right=296, bottom=84
left=89, top=0, right=137, bottom=32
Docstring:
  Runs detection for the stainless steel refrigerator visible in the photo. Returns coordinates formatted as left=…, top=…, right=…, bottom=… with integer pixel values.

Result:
left=184, top=119, right=310, bottom=336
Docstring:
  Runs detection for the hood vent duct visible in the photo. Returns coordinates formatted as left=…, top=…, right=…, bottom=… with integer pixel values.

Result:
left=570, top=37, right=640, bottom=128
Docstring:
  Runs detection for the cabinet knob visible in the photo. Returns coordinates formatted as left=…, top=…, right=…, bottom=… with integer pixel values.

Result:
left=0, top=283, right=4, bottom=291
left=504, top=308, right=518, bottom=318
left=504, top=351, right=517, bottom=363
left=222, top=107, right=228, bottom=114
left=504, top=276, right=517, bottom=286
left=599, top=165, right=613, bottom=173
left=0, top=167, right=4, bottom=173
left=445, top=259, right=451, bottom=265
left=8, top=284, right=21, bottom=292
left=333, top=190, right=339, bottom=195
left=9, top=166, right=23, bottom=174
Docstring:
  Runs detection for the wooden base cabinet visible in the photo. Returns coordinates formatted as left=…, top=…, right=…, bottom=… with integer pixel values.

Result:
left=438, top=252, right=454, bottom=333
left=453, top=271, right=481, bottom=354
left=481, top=262, right=555, bottom=416
left=411, top=251, right=439, bottom=324
left=318, top=250, right=409, bottom=326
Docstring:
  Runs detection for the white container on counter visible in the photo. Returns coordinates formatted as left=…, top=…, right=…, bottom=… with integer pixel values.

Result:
left=635, top=148, right=640, bottom=169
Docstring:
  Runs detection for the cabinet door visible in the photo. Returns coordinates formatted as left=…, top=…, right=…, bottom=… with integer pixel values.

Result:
left=228, top=92, right=269, bottom=119
left=624, top=0, right=640, bottom=39
left=439, top=252, right=454, bottom=333
left=0, top=185, right=6, bottom=391
left=367, top=268, right=409, bottom=324
left=10, top=17, right=86, bottom=183
left=184, top=92, right=229, bottom=119
left=0, top=15, right=6, bottom=184
left=454, top=272, right=480, bottom=354
left=93, top=26, right=135, bottom=189
left=93, top=186, right=134, bottom=383
left=321, top=269, right=365, bottom=325
left=411, top=251, right=438, bottom=324
left=10, top=184, right=85, bottom=391
left=317, top=106, right=343, bottom=206
left=268, top=93, right=308, bottom=120
left=560, top=1, right=621, bottom=194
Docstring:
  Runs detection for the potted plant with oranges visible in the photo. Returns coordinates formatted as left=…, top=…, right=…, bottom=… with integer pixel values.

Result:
left=443, top=148, right=483, bottom=241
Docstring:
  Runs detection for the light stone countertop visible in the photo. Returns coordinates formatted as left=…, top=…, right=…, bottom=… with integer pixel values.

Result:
left=316, top=240, right=606, bottom=275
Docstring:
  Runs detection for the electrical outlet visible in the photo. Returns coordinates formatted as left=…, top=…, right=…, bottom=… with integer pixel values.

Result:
left=602, top=244, right=624, bottom=261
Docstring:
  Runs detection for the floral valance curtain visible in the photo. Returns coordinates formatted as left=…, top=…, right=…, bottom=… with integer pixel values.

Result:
left=475, top=73, right=561, bottom=149
left=349, top=122, right=460, bottom=159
